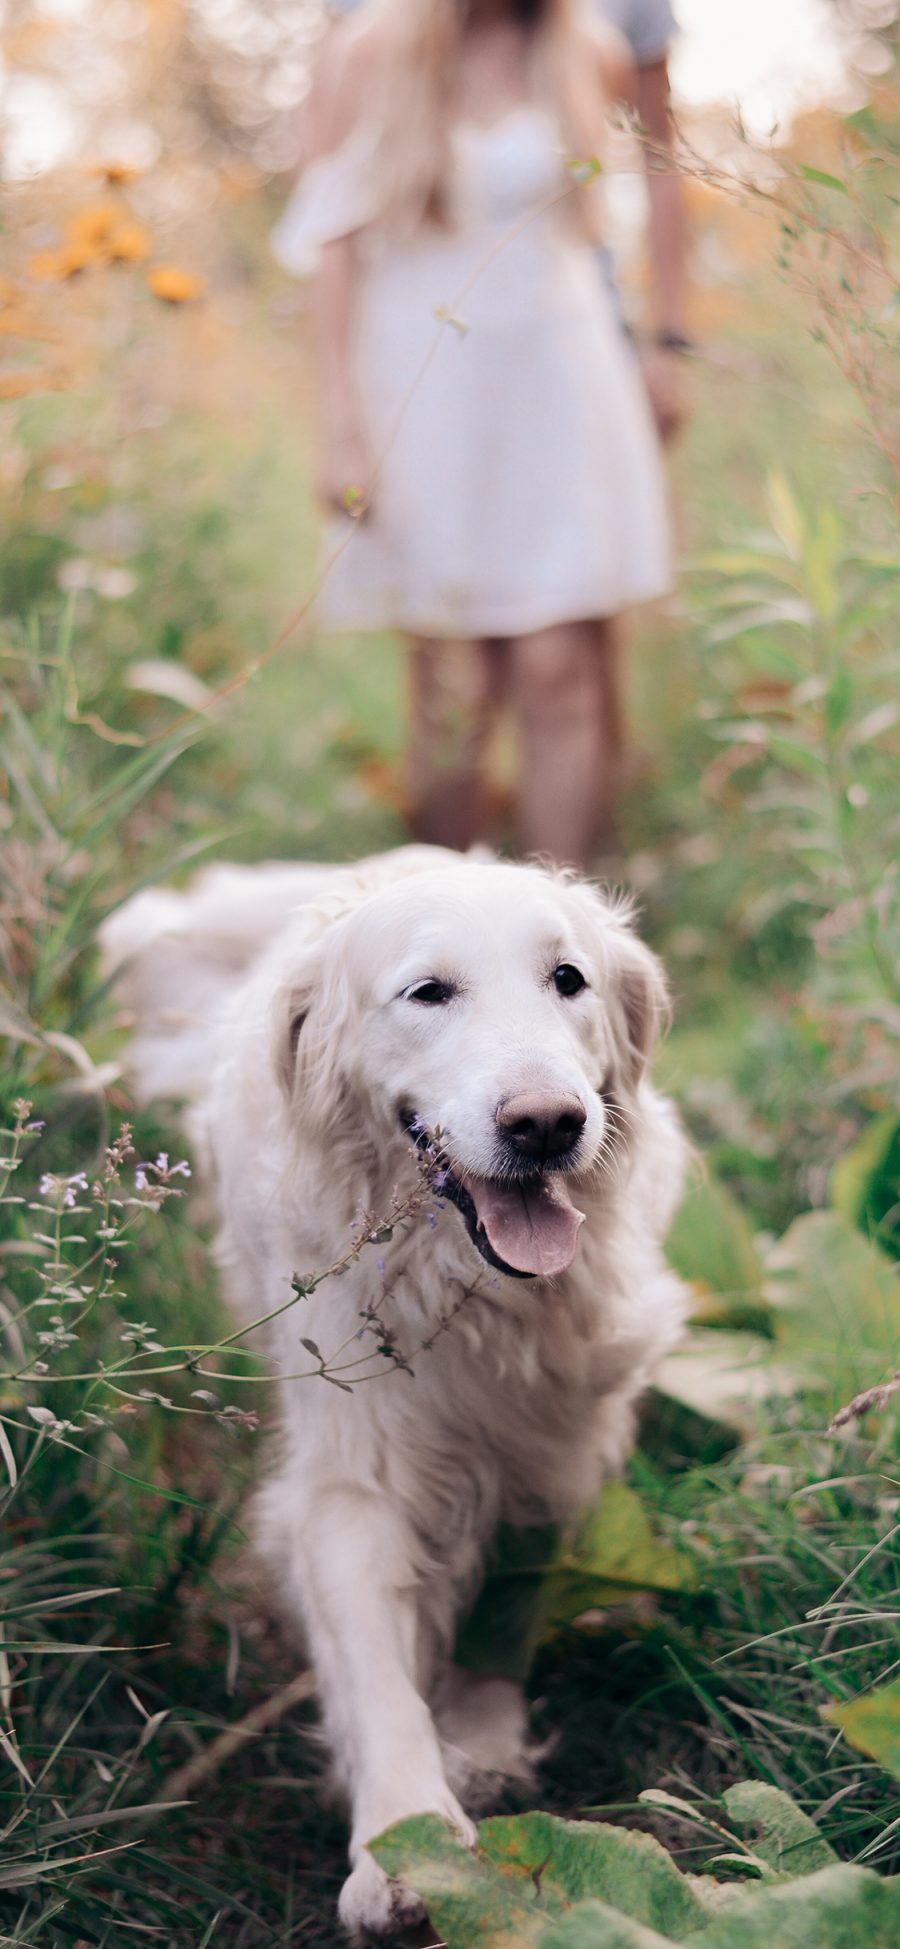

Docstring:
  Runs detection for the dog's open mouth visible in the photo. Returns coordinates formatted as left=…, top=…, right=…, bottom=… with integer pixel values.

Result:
left=401, top=1110, right=584, bottom=1281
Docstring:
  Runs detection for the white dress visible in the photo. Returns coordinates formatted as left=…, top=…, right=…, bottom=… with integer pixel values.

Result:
left=272, top=105, right=671, bottom=637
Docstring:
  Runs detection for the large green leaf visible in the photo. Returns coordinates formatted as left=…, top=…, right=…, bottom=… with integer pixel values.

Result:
left=371, top=1814, right=558, bottom=1946
left=765, top=468, right=805, bottom=560
left=372, top=1811, right=706, bottom=1948
left=540, top=1902, right=679, bottom=1947
left=455, top=1485, right=694, bottom=1679
left=654, top=1331, right=795, bottom=1441
left=371, top=1799, right=893, bottom=1949
left=540, top=1482, right=694, bottom=1632
left=478, top=1812, right=708, bottom=1939
left=764, top=1211, right=900, bottom=1404
left=572, top=1482, right=693, bottom=1592
left=666, top=1176, right=768, bottom=1328
left=832, top=1115, right=900, bottom=1261
left=696, top=1864, right=900, bottom=1948
left=721, top=1783, right=838, bottom=1876
left=824, top=1678, right=900, bottom=1781
left=656, top=1174, right=789, bottom=1442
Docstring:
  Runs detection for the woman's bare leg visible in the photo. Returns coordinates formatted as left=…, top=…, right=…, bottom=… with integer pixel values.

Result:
left=596, top=614, right=626, bottom=776
left=406, top=635, right=507, bottom=850
left=510, top=618, right=618, bottom=868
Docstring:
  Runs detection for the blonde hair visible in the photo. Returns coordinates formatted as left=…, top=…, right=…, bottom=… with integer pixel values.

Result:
left=347, top=0, right=612, bottom=238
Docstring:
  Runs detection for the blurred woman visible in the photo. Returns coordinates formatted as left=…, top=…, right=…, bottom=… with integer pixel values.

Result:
left=273, top=0, right=671, bottom=866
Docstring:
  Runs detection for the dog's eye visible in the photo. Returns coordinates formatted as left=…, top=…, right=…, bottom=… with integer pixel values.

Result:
left=553, top=963, right=587, bottom=998
left=405, top=979, right=454, bottom=1006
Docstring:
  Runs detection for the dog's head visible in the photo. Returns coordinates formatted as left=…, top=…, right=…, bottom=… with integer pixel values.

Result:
left=271, top=859, right=668, bottom=1281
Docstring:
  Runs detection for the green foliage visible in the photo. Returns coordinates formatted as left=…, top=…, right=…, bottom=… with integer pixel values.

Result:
left=455, top=1486, right=694, bottom=1682
left=544, top=1486, right=695, bottom=1622
left=825, top=1680, right=900, bottom=1783
left=479, top=1811, right=708, bottom=1932
left=665, top=1175, right=768, bottom=1330
left=765, top=1209, right=900, bottom=1407
left=0, top=601, right=202, bottom=1126
left=454, top=1522, right=563, bottom=1681
left=798, top=165, right=850, bottom=194
left=832, top=1114, right=900, bottom=1260
left=719, top=1781, right=838, bottom=1876
left=371, top=1793, right=900, bottom=1948
left=694, top=471, right=900, bottom=1114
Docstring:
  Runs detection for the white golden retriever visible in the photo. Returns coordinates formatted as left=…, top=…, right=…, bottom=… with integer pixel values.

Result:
left=101, top=846, right=688, bottom=1937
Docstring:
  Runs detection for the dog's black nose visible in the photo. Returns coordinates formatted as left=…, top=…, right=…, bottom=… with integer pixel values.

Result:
left=496, top=1091, right=586, bottom=1165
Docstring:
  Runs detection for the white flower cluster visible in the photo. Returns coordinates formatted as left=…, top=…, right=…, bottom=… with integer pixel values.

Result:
left=38, top=1170, right=89, bottom=1208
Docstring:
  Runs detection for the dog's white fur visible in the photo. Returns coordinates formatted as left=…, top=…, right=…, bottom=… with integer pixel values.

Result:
left=101, top=847, right=688, bottom=1937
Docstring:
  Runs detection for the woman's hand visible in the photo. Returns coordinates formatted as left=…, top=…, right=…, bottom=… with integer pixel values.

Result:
left=640, top=344, right=690, bottom=448
left=317, top=420, right=374, bottom=518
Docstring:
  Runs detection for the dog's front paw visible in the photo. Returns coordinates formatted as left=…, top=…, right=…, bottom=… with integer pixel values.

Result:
left=338, top=1852, right=426, bottom=1939
left=341, top=1792, right=477, bottom=1937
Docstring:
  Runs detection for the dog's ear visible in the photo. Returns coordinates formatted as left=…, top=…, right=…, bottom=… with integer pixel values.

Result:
left=272, top=957, right=316, bottom=1101
left=606, top=925, right=670, bottom=1089
left=565, top=880, right=670, bottom=1090
left=270, top=932, right=355, bottom=1129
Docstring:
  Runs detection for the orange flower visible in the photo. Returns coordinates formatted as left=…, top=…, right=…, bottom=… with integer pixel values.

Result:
left=107, top=222, right=152, bottom=263
left=58, top=241, right=98, bottom=278
left=27, top=249, right=66, bottom=282
left=27, top=244, right=94, bottom=281
left=28, top=242, right=95, bottom=281
left=146, top=264, right=205, bottom=303
left=66, top=202, right=120, bottom=253
left=93, top=161, right=141, bottom=186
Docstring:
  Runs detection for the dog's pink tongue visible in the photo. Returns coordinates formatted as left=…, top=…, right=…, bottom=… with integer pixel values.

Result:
left=470, top=1175, right=585, bottom=1278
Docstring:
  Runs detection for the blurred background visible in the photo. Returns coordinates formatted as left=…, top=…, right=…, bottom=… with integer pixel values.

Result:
left=2, top=0, right=898, bottom=960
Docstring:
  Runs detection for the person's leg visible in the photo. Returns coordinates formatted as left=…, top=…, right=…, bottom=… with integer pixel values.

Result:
left=596, top=613, right=626, bottom=777
left=510, top=618, right=617, bottom=868
left=406, top=635, right=507, bottom=850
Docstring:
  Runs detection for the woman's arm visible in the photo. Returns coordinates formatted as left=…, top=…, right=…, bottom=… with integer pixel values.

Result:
left=634, top=54, right=690, bottom=445
left=635, top=56, right=688, bottom=344
left=315, top=233, right=372, bottom=516
left=307, top=22, right=376, bottom=514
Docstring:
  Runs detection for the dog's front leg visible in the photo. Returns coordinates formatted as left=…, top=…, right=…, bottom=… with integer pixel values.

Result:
left=285, top=1484, right=477, bottom=1937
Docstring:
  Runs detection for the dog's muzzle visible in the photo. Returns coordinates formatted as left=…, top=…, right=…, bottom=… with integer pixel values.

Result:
left=400, top=1106, right=585, bottom=1281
